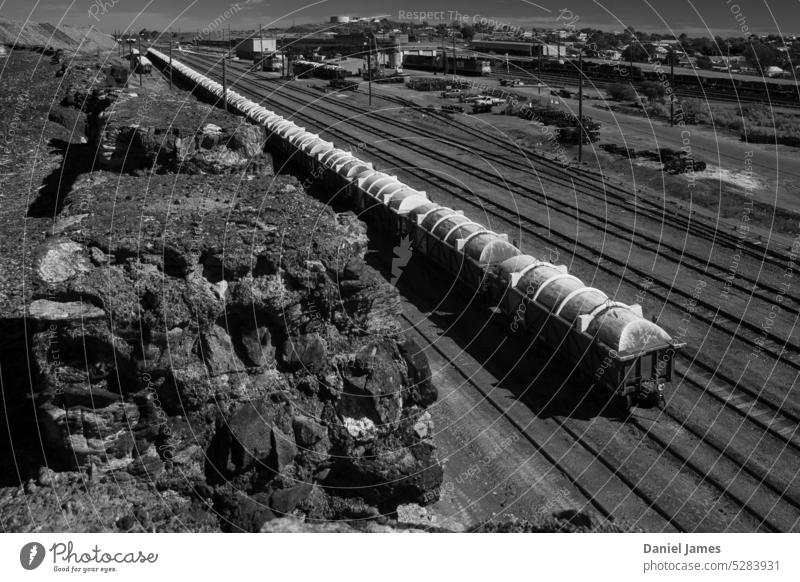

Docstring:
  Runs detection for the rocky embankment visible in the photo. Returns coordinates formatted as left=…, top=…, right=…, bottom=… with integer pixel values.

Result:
left=0, top=53, right=443, bottom=532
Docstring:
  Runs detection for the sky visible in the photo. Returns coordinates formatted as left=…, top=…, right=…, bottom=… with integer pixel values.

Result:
left=0, top=0, right=797, bottom=36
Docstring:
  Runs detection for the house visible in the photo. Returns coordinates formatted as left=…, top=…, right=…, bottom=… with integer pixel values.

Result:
left=765, top=65, right=787, bottom=77
left=601, top=49, right=622, bottom=61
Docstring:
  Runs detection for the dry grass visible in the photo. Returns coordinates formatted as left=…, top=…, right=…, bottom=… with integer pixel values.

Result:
left=678, top=99, right=800, bottom=146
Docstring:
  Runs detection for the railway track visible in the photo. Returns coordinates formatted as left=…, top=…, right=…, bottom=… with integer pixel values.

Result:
left=158, top=52, right=800, bottom=530
left=175, top=52, right=800, bottom=399
left=329, top=88, right=800, bottom=313
left=200, top=53, right=800, bottom=267
left=185, top=56, right=800, bottom=362
left=397, top=259, right=797, bottom=531
left=395, top=67, right=800, bottom=192
left=196, top=54, right=798, bottom=287
left=370, top=89, right=800, bottom=269
left=427, top=63, right=800, bottom=108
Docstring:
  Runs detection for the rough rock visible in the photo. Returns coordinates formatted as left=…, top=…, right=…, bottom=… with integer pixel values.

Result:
left=399, top=338, right=438, bottom=407
left=271, top=428, right=297, bottom=474
left=225, top=400, right=277, bottom=473
left=37, top=401, right=139, bottom=467
left=215, top=492, right=276, bottom=533
left=259, top=516, right=435, bottom=533
left=292, top=415, right=327, bottom=447
left=90, top=101, right=270, bottom=175
left=34, top=239, right=92, bottom=284
left=239, top=325, right=275, bottom=367
left=269, top=483, right=314, bottom=515
left=28, top=299, right=105, bottom=321
left=4, top=60, right=443, bottom=531
left=198, top=324, right=242, bottom=376
left=282, top=333, right=326, bottom=372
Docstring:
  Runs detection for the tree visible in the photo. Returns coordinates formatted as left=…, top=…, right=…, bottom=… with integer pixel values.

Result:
left=714, top=36, right=726, bottom=55
left=589, top=31, right=617, bottom=50
left=640, top=81, right=666, bottom=103
left=678, top=33, right=691, bottom=53
left=690, top=37, right=715, bottom=56
left=664, top=50, right=681, bottom=66
left=460, top=25, right=475, bottom=42
left=607, top=83, right=637, bottom=101
left=745, top=41, right=778, bottom=72
left=622, top=44, right=650, bottom=63
left=695, top=55, right=713, bottom=69
left=725, top=37, right=748, bottom=56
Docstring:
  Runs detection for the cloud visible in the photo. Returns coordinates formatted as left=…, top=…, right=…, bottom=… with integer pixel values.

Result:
left=240, top=0, right=269, bottom=9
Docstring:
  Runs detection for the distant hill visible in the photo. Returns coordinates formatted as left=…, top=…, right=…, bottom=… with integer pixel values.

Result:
left=0, top=20, right=115, bottom=53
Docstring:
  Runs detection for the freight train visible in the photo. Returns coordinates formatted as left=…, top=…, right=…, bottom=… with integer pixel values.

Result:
left=525, top=59, right=799, bottom=106
left=147, top=48, right=685, bottom=414
left=403, top=54, right=492, bottom=76
left=292, top=59, right=347, bottom=80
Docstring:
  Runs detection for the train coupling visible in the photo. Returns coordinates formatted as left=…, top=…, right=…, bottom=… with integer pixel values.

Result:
left=638, top=380, right=666, bottom=408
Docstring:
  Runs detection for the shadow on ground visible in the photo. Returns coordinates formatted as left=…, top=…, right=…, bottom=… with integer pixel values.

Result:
left=27, top=138, right=95, bottom=218
left=367, top=247, right=624, bottom=422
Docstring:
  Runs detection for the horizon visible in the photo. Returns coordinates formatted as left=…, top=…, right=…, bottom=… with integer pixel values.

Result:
left=0, top=1, right=798, bottom=38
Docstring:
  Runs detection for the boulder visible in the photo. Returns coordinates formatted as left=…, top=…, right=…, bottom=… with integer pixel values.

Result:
left=269, top=483, right=314, bottom=515
left=198, top=325, right=243, bottom=376
left=227, top=402, right=275, bottom=472
left=230, top=124, right=266, bottom=158
left=282, top=333, right=326, bottom=372
left=270, top=428, right=297, bottom=474
left=292, top=415, right=327, bottom=447
left=127, top=455, right=165, bottom=480
left=239, top=325, right=275, bottom=367
left=37, top=401, right=139, bottom=467
left=34, top=239, right=92, bottom=284
left=399, top=337, right=437, bottom=407
left=216, top=492, right=276, bottom=532
left=28, top=300, right=105, bottom=322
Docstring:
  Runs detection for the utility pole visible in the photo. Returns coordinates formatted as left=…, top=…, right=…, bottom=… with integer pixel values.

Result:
left=366, top=48, right=372, bottom=106
left=578, top=50, right=583, bottom=163
left=452, top=34, right=456, bottom=81
left=670, top=51, right=675, bottom=126
left=228, top=24, right=231, bottom=59
left=538, top=47, right=543, bottom=95
left=441, top=34, right=446, bottom=75
left=168, top=40, right=173, bottom=89
left=259, top=24, right=263, bottom=71
left=138, top=36, right=142, bottom=87
left=222, top=56, right=228, bottom=112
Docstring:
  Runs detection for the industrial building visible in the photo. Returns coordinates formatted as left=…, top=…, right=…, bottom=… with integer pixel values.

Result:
left=277, top=33, right=404, bottom=67
left=235, top=37, right=278, bottom=60
left=469, top=39, right=563, bottom=58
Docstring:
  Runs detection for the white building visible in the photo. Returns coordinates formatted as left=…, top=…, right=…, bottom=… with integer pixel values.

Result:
left=236, top=37, right=278, bottom=59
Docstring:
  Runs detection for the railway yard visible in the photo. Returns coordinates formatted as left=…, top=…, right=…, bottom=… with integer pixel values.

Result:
left=1, top=40, right=799, bottom=534
left=149, top=48, right=800, bottom=531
